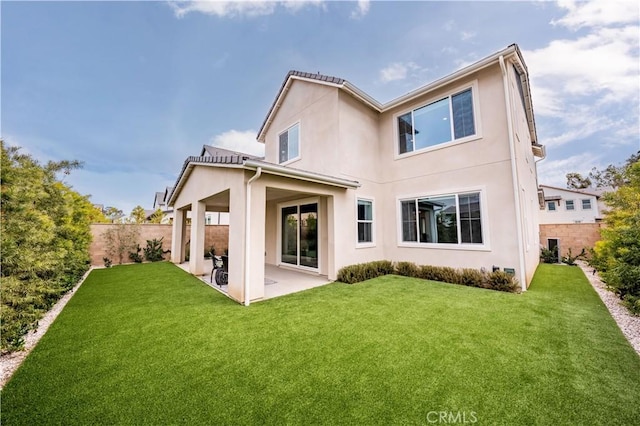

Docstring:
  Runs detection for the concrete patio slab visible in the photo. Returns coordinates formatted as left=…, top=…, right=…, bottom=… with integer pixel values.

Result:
left=177, top=259, right=331, bottom=301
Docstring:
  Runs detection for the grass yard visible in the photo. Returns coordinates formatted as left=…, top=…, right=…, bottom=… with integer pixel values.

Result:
left=2, top=262, right=639, bottom=425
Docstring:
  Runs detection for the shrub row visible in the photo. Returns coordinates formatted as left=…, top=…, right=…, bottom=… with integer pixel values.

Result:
left=337, top=261, right=519, bottom=293
left=336, top=260, right=395, bottom=284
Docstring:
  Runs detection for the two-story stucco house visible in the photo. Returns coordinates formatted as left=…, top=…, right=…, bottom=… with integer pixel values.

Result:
left=539, top=185, right=602, bottom=225
left=168, top=44, right=544, bottom=304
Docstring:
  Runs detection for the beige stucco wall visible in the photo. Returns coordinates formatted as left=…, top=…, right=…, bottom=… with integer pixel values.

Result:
left=171, top=166, right=248, bottom=302
left=259, top=61, right=539, bottom=286
left=264, top=80, right=340, bottom=176
left=505, top=62, right=541, bottom=287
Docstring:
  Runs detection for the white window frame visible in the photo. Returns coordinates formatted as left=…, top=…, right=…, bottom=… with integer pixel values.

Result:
left=394, top=80, right=482, bottom=159
left=581, top=199, right=592, bottom=210
left=278, top=122, right=301, bottom=165
left=356, top=197, right=375, bottom=248
left=565, top=199, right=575, bottom=211
left=396, top=187, right=490, bottom=251
left=547, top=201, right=556, bottom=212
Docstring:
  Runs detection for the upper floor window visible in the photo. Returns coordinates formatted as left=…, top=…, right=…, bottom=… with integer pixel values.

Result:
left=279, top=123, right=300, bottom=164
left=547, top=201, right=556, bottom=211
left=565, top=200, right=575, bottom=211
left=581, top=199, right=592, bottom=210
left=357, top=199, right=374, bottom=244
left=398, top=88, right=475, bottom=154
left=400, top=191, right=483, bottom=245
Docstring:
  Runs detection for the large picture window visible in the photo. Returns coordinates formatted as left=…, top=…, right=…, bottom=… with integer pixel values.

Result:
left=400, top=192, right=483, bottom=245
left=279, top=123, right=300, bottom=164
left=357, top=199, right=373, bottom=244
left=398, top=88, right=475, bottom=154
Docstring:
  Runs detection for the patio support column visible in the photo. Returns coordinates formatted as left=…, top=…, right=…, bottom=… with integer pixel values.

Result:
left=189, top=200, right=206, bottom=275
left=171, top=208, right=186, bottom=263
left=326, top=195, right=336, bottom=280
left=227, top=183, right=246, bottom=302
left=247, top=181, right=266, bottom=301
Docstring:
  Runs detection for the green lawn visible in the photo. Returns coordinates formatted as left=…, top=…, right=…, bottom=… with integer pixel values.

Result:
left=2, top=263, right=639, bottom=425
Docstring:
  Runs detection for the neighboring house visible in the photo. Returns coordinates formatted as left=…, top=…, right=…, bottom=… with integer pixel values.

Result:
left=168, top=44, right=544, bottom=304
left=151, top=186, right=175, bottom=224
left=539, top=185, right=601, bottom=224
left=538, top=185, right=605, bottom=262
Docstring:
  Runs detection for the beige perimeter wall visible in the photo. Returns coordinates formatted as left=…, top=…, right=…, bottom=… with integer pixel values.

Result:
left=90, top=224, right=229, bottom=266
left=539, top=223, right=603, bottom=257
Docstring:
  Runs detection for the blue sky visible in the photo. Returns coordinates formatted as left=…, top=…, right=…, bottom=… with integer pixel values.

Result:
left=3, top=0, right=639, bottom=214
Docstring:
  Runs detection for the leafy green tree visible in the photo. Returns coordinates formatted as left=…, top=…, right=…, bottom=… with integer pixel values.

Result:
left=148, top=208, right=164, bottom=224
left=104, top=206, right=124, bottom=223
left=588, top=151, right=640, bottom=189
left=1, top=140, right=94, bottom=351
left=130, top=205, right=146, bottom=224
left=566, top=172, right=591, bottom=189
left=592, top=158, right=640, bottom=314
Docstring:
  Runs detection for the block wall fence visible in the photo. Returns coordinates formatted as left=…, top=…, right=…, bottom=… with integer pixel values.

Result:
left=539, top=223, right=603, bottom=257
left=89, top=224, right=229, bottom=266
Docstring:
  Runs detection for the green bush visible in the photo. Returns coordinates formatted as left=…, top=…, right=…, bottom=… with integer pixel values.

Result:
left=418, top=265, right=460, bottom=284
left=486, top=271, right=520, bottom=293
left=540, top=246, right=559, bottom=263
left=459, top=268, right=485, bottom=288
left=562, top=248, right=586, bottom=266
left=395, top=261, right=419, bottom=277
left=337, top=261, right=394, bottom=284
left=623, top=295, right=640, bottom=316
left=1, top=142, right=93, bottom=352
left=144, top=238, right=167, bottom=262
left=337, top=260, right=519, bottom=293
left=128, top=244, right=143, bottom=263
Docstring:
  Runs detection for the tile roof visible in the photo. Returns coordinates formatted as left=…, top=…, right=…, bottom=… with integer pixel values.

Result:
left=200, top=145, right=262, bottom=159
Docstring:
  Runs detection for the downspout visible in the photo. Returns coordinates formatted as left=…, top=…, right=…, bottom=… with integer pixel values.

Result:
left=499, top=55, right=527, bottom=292
left=244, top=167, right=262, bottom=306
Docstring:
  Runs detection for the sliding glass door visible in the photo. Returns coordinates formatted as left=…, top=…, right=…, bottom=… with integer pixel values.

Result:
left=281, top=202, right=318, bottom=269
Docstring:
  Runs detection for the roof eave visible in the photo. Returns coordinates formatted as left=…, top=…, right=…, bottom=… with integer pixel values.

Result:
left=380, top=45, right=518, bottom=111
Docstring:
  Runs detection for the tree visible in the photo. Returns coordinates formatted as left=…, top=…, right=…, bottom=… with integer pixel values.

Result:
left=148, top=208, right=164, bottom=224
left=592, top=158, right=640, bottom=315
left=1, top=140, right=94, bottom=351
left=104, top=206, right=124, bottom=223
left=589, top=151, right=640, bottom=189
left=566, top=172, right=591, bottom=189
left=130, top=205, right=146, bottom=224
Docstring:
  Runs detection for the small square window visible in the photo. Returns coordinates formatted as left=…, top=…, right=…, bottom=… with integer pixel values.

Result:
left=547, top=201, right=556, bottom=211
left=582, top=199, right=592, bottom=210
left=565, top=200, right=575, bottom=211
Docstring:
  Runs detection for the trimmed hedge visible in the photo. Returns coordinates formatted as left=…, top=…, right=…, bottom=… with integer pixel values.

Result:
left=336, top=260, right=395, bottom=284
left=337, top=261, right=519, bottom=293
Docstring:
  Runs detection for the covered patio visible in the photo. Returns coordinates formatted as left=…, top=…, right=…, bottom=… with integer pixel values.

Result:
left=177, top=260, right=331, bottom=301
left=168, top=152, right=359, bottom=305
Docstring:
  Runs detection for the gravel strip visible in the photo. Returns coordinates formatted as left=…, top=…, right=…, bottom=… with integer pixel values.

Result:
left=576, top=261, right=640, bottom=356
left=0, top=268, right=94, bottom=390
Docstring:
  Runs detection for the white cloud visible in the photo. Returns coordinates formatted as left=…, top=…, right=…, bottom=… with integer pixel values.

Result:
left=460, top=31, right=476, bottom=41
left=169, top=0, right=324, bottom=18
left=523, top=0, right=639, bottom=150
left=525, top=25, right=639, bottom=103
left=379, top=61, right=423, bottom=83
left=209, top=129, right=265, bottom=157
left=552, top=0, right=640, bottom=30
left=350, top=0, right=370, bottom=20
left=537, top=152, right=603, bottom=188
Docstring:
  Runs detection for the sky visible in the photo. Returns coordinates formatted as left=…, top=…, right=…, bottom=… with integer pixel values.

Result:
left=2, top=0, right=639, bottom=214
